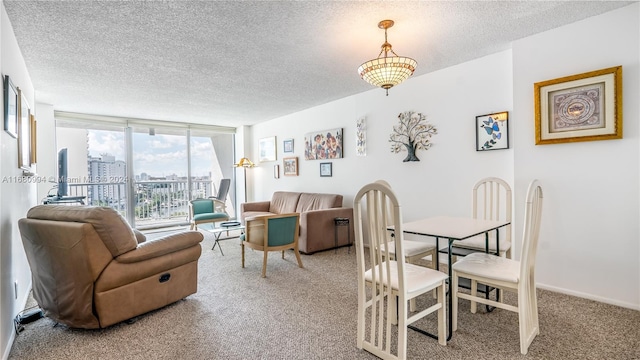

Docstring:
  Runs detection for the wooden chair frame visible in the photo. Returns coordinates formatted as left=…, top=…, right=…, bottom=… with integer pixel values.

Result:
left=241, top=213, right=303, bottom=278
left=452, top=180, right=543, bottom=355
left=355, top=182, right=447, bottom=360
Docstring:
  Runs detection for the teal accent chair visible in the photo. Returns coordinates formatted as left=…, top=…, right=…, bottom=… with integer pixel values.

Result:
left=189, top=198, right=230, bottom=230
left=241, top=213, right=303, bottom=278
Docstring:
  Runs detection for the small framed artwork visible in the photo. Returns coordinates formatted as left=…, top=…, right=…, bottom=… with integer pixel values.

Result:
left=534, top=66, right=622, bottom=145
left=283, top=157, right=298, bottom=176
left=274, top=164, right=280, bottom=179
left=283, top=138, right=294, bottom=153
left=259, top=136, right=277, bottom=162
left=320, top=162, right=332, bottom=177
left=30, top=114, right=37, bottom=164
left=17, top=88, right=31, bottom=170
left=4, top=75, right=18, bottom=138
left=476, top=111, right=509, bottom=151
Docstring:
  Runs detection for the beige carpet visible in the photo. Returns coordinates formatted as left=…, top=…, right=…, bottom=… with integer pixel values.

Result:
left=9, top=230, right=640, bottom=359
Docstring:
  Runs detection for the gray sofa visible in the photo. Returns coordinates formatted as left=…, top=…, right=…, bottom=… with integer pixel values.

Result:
left=241, top=191, right=354, bottom=254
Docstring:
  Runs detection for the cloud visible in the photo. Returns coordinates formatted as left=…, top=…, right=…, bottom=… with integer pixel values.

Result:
left=88, top=130, right=125, bottom=158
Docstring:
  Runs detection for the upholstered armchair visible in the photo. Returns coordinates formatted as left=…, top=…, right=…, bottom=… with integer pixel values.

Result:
left=241, top=213, right=303, bottom=278
left=189, top=198, right=230, bottom=230
left=18, top=205, right=204, bottom=329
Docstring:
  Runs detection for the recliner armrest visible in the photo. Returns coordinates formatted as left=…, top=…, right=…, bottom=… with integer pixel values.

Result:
left=115, top=231, right=204, bottom=263
left=133, top=229, right=147, bottom=244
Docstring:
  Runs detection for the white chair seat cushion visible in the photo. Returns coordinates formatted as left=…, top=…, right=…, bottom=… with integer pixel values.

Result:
left=453, top=234, right=511, bottom=253
left=365, top=261, right=448, bottom=293
left=380, top=240, right=436, bottom=258
left=452, top=252, right=520, bottom=283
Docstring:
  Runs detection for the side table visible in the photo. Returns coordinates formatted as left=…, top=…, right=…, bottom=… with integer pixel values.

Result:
left=334, top=217, right=351, bottom=253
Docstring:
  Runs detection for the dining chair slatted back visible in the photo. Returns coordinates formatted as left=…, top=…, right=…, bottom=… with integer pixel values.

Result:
left=453, top=177, right=513, bottom=258
left=354, top=182, right=447, bottom=360
left=452, top=179, right=543, bottom=355
left=375, top=179, right=438, bottom=310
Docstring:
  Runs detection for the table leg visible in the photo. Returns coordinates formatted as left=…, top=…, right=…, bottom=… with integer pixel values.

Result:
left=334, top=221, right=338, bottom=254
left=434, top=237, right=440, bottom=271
left=211, top=232, right=225, bottom=256
left=447, top=238, right=453, bottom=341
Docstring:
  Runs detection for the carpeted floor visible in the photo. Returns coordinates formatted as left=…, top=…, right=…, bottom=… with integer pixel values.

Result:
left=8, top=230, right=640, bottom=359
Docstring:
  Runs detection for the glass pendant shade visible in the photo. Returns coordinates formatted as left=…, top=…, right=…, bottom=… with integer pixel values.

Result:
left=358, top=56, right=417, bottom=92
left=358, top=20, right=417, bottom=95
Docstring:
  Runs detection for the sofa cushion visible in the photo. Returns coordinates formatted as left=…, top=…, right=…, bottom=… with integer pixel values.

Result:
left=295, top=193, right=343, bottom=213
left=269, top=192, right=301, bottom=214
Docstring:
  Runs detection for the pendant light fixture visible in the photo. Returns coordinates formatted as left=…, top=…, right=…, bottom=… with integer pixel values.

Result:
left=358, top=20, right=417, bottom=96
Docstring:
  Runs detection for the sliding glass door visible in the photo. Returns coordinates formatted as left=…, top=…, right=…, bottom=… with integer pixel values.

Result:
left=55, top=115, right=236, bottom=229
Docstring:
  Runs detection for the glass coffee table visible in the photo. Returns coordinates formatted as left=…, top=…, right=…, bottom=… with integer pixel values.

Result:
left=199, top=221, right=245, bottom=255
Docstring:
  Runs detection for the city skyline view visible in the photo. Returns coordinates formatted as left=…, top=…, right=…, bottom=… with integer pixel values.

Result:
left=86, top=129, right=217, bottom=178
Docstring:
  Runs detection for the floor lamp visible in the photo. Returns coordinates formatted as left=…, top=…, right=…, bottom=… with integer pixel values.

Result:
left=233, top=157, right=255, bottom=203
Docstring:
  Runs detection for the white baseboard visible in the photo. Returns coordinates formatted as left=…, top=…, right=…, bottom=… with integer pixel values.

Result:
left=2, top=327, right=16, bottom=360
left=536, top=283, right=639, bottom=311
left=3, top=282, right=32, bottom=360
left=420, top=255, right=638, bottom=310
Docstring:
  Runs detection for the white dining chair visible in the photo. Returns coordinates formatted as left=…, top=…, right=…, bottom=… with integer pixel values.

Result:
left=375, top=180, right=438, bottom=310
left=452, top=179, right=543, bottom=355
left=354, top=181, right=447, bottom=360
left=451, top=177, right=513, bottom=259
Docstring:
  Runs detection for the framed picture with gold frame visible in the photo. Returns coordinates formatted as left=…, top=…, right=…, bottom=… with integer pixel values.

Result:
left=534, top=66, right=622, bottom=145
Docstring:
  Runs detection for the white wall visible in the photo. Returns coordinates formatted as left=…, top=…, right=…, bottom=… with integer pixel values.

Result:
left=251, top=49, right=514, bottom=224
left=512, top=3, right=639, bottom=309
left=0, top=3, right=36, bottom=359
left=35, top=103, right=56, bottom=201
left=249, top=4, right=640, bottom=310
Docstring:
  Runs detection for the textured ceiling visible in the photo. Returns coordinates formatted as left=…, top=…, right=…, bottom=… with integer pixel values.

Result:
left=3, top=1, right=634, bottom=128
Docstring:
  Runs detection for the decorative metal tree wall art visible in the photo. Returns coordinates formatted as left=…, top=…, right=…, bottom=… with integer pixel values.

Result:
left=389, top=111, right=437, bottom=162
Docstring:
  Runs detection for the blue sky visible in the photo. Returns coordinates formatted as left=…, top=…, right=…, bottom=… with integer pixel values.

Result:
left=87, top=130, right=216, bottom=177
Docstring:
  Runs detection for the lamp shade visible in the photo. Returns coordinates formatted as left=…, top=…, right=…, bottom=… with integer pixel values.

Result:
left=358, top=56, right=417, bottom=91
left=358, top=19, right=417, bottom=95
left=234, top=157, right=255, bottom=168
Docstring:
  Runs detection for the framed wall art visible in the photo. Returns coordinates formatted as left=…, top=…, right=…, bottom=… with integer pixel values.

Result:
left=304, top=128, right=342, bottom=160
left=283, top=157, right=298, bottom=176
left=4, top=75, right=18, bottom=138
left=320, top=162, right=332, bottom=177
left=259, top=136, right=277, bottom=162
left=476, top=111, right=509, bottom=151
left=356, top=117, right=366, bottom=156
left=30, top=114, right=37, bottom=164
left=534, top=66, right=622, bottom=145
left=17, top=88, right=31, bottom=170
left=283, top=138, right=294, bottom=153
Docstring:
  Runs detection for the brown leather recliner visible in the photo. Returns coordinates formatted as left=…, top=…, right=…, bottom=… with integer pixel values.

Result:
left=18, top=205, right=204, bottom=329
